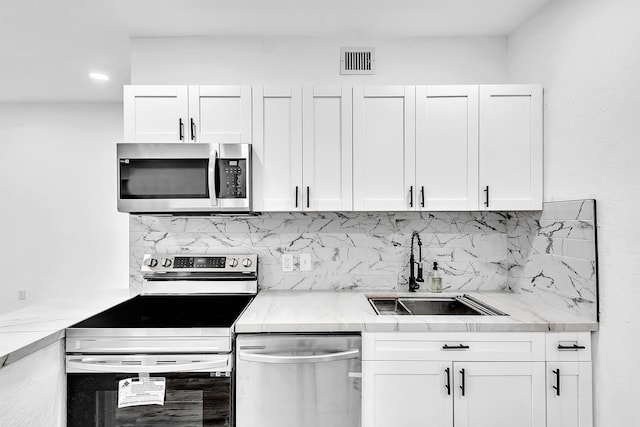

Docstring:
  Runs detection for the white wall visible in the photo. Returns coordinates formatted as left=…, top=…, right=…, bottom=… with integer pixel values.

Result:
left=131, top=36, right=508, bottom=85
left=508, top=0, right=640, bottom=425
left=0, top=340, right=65, bottom=426
left=0, top=103, right=129, bottom=314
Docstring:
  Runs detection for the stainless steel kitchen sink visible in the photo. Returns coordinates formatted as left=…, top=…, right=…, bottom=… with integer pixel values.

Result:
left=368, top=295, right=506, bottom=316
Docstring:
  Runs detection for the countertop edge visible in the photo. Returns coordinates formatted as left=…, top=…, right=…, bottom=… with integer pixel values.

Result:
left=0, top=289, right=136, bottom=369
left=1, top=330, right=65, bottom=368
left=234, top=290, right=599, bottom=334
left=235, top=322, right=597, bottom=334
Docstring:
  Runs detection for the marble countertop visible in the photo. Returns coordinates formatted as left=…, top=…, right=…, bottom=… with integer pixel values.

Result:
left=0, top=289, right=135, bottom=368
left=1, top=288, right=597, bottom=369
left=235, top=290, right=599, bottom=333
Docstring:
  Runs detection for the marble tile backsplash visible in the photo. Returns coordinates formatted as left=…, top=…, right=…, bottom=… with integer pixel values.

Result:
left=129, top=199, right=598, bottom=321
left=506, top=200, right=598, bottom=321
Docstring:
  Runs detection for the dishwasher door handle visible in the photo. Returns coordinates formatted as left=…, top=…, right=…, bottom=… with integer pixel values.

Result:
left=238, top=349, right=360, bottom=364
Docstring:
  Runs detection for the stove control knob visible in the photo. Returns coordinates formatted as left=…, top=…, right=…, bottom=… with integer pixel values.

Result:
left=242, top=258, right=252, bottom=268
left=161, top=258, right=172, bottom=268
left=145, top=258, right=158, bottom=268
left=228, top=258, right=239, bottom=268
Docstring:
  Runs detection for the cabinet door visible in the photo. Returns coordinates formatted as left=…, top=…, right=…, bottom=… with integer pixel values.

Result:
left=415, top=85, right=479, bottom=210
left=188, top=85, right=252, bottom=143
left=353, top=86, right=415, bottom=211
left=363, top=360, right=453, bottom=427
left=546, top=362, right=593, bottom=427
left=478, top=85, right=543, bottom=210
left=123, top=85, right=189, bottom=143
left=302, top=86, right=352, bottom=211
left=252, top=86, right=303, bottom=211
left=454, top=362, right=545, bottom=427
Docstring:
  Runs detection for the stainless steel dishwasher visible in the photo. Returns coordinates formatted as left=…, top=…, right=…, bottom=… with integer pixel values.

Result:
left=235, top=334, right=361, bottom=427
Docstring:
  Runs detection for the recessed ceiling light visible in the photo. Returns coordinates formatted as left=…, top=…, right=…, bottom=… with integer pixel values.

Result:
left=89, top=72, right=109, bottom=81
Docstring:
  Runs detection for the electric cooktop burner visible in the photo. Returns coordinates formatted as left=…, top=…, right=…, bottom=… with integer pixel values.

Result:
left=71, top=294, right=254, bottom=329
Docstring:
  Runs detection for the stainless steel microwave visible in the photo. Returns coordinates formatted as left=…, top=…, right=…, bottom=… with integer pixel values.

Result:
left=117, top=143, right=252, bottom=213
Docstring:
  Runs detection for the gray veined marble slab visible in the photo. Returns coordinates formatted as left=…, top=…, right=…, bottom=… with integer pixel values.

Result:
left=130, top=199, right=599, bottom=322
left=129, top=211, right=515, bottom=294
left=235, top=290, right=598, bottom=334
left=0, top=289, right=135, bottom=368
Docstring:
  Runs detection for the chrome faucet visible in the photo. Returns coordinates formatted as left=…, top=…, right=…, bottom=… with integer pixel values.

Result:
left=408, top=231, right=424, bottom=292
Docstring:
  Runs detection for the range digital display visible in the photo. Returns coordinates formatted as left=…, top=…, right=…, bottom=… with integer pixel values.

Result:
left=174, top=257, right=226, bottom=268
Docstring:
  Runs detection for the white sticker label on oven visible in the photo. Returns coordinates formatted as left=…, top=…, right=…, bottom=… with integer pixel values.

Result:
left=117, top=377, right=166, bottom=408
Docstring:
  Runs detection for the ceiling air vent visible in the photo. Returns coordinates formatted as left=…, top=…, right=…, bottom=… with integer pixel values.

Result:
left=340, top=47, right=375, bottom=75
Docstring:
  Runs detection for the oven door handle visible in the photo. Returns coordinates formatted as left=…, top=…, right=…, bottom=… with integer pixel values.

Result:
left=66, top=357, right=229, bottom=373
left=209, top=148, right=218, bottom=206
left=238, top=349, right=359, bottom=364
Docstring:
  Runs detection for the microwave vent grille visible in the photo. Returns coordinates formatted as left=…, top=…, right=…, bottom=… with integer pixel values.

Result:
left=340, top=47, right=375, bottom=75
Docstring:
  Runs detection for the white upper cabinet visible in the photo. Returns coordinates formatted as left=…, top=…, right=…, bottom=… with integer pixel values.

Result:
left=252, top=86, right=303, bottom=211
left=302, top=86, right=353, bottom=211
left=253, top=86, right=353, bottom=212
left=188, top=85, right=252, bottom=143
left=124, top=83, right=543, bottom=212
left=353, top=86, right=415, bottom=211
left=124, top=85, right=189, bottom=143
left=479, top=85, right=543, bottom=210
left=124, top=85, right=252, bottom=143
left=415, top=86, right=479, bottom=211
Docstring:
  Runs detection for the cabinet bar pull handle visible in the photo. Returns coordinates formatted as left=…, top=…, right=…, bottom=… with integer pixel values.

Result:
left=442, top=344, right=470, bottom=350
left=552, top=368, right=560, bottom=396
left=190, top=118, right=196, bottom=141
left=295, top=186, right=299, bottom=208
left=445, top=367, right=451, bottom=395
left=409, top=186, right=414, bottom=207
left=483, top=185, right=489, bottom=207
left=420, top=186, right=425, bottom=208
left=557, top=344, right=586, bottom=351
left=179, top=118, right=184, bottom=141
left=306, top=186, right=310, bottom=208
left=459, top=368, right=466, bottom=396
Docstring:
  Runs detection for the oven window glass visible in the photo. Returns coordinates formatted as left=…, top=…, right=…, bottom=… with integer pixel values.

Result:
left=120, top=159, right=209, bottom=199
left=67, top=373, right=231, bottom=427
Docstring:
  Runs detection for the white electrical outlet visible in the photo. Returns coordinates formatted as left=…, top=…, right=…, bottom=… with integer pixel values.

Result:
left=282, top=254, right=294, bottom=272
left=18, top=289, right=26, bottom=300
left=300, top=253, right=312, bottom=271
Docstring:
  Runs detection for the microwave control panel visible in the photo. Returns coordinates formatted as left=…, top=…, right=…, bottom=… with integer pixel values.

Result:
left=217, top=159, right=247, bottom=199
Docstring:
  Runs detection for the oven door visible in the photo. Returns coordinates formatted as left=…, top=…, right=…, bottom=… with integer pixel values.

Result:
left=117, top=143, right=251, bottom=213
left=66, top=354, right=232, bottom=427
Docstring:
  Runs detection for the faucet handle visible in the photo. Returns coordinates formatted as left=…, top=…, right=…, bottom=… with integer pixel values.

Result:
left=416, top=262, right=424, bottom=282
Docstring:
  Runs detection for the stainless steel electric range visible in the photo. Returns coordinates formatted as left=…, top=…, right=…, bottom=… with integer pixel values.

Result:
left=66, top=253, right=257, bottom=427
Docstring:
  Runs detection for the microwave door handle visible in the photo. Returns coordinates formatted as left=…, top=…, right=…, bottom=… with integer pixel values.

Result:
left=66, top=358, right=229, bottom=373
left=209, top=149, right=218, bottom=206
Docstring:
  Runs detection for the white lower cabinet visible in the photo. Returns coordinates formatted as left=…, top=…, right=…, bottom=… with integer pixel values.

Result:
left=545, top=332, right=593, bottom=427
left=363, top=360, right=453, bottom=427
left=546, top=362, right=593, bottom=427
left=454, top=361, right=545, bottom=427
left=363, top=360, right=544, bottom=427
left=362, top=332, right=592, bottom=427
